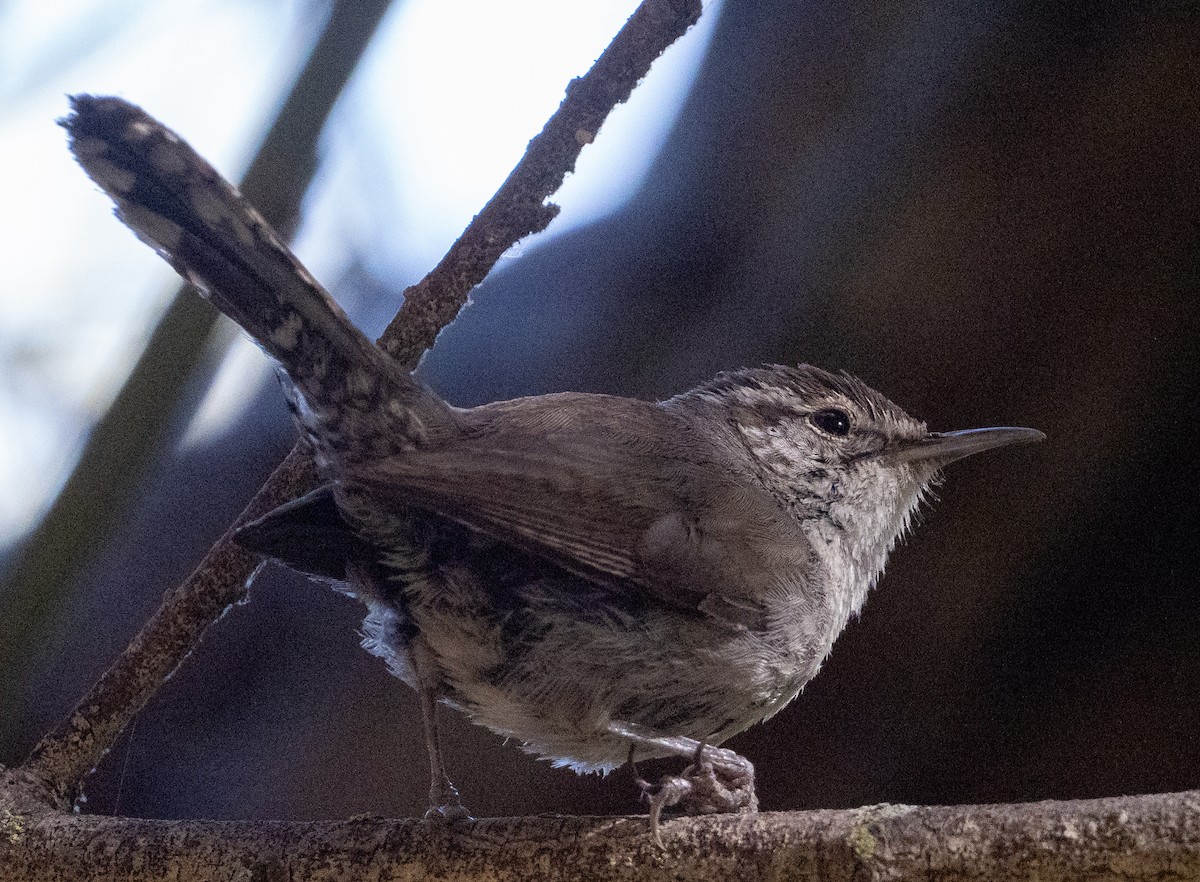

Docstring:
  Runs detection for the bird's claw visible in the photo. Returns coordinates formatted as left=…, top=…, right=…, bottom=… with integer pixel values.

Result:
left=637, top=745, right=758, bottom=847
left=424, top=776, right=473, bottom=821
left=423, top=802, right=473, bottom=821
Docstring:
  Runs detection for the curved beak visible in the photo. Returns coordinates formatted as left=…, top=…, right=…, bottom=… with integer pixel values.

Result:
left=888, top=426, right=1046, bottom=467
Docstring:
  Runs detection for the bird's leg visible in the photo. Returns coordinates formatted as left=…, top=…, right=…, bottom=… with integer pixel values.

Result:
left=348, top=563, right=471, bottom=821
left=412, top=640, right=471, bottom=820
left=609, top=722, right=757, bottom=845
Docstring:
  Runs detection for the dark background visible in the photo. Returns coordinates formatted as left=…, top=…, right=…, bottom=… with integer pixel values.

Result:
left=3, top=0, right=1198, bottom=820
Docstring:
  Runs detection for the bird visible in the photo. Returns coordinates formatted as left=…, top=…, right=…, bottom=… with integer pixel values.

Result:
left=63, top=94, right=1043, bottom=834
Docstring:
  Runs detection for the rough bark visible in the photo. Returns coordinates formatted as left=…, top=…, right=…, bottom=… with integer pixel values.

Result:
left=2, top=773, right=1197, bottom=882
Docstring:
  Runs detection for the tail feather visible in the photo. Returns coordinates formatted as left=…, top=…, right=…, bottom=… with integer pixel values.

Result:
left=63, top=95, right=458, bottom=453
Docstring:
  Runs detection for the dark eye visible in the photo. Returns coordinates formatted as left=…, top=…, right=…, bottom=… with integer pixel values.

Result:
left=810, top=408, right=852, bottom=436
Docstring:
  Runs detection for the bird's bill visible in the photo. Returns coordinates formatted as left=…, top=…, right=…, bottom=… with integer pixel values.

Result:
left=887, top=426, right=1046, bottom=466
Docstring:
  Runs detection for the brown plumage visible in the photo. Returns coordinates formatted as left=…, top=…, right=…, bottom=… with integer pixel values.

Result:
left=64, top=95, right=1043, bottom=830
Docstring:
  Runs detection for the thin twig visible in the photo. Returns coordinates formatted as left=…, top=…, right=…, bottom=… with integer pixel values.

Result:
left=21, top=0, right=703, bottom=797
left=379, top=0, right=706, bottom=362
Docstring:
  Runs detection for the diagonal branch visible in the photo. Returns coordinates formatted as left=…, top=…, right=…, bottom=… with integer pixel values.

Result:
left=0, top=0, right=393, bottom=753
left=378, top=0, right=705, bottom=362
left=18, top=0, right=703, bottom=799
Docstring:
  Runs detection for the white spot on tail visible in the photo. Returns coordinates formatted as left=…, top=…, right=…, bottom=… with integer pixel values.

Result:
left=127, top=119, right=156, bottom=140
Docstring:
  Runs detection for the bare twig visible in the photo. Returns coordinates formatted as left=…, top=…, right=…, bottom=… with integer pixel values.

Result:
left=19, top=0, right=703, bottom=798
left=379, top=0, right=707, bottom=361
left=2, top=787, right=1199, bottom=882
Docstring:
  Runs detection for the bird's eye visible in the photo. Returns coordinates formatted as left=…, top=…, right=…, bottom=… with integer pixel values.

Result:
left=810, top=408, right=852, bottom=437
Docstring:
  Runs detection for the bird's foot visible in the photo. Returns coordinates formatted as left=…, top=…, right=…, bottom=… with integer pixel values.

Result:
left=423, top=774, right=473, bottom=821
left=424, top=802, right=472, bottom=821
left=636, top=744, right=758, bottom=846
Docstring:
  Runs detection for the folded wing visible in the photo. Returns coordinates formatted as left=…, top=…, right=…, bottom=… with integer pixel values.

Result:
left=349, top=393, right=810, bottom=619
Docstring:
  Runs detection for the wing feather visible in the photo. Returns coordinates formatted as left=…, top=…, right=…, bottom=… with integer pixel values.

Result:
left=347, top=393, right=811, bottom=615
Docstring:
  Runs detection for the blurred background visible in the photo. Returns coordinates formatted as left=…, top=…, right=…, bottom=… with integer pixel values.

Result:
left=1, top=0, right=1197, bottom=821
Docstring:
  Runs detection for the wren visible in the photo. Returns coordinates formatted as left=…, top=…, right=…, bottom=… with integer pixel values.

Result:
left=63, top=95, right=1043, bottom=833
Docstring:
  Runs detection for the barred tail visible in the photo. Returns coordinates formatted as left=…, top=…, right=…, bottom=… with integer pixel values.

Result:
left=63, top=95, right=457, bottom=452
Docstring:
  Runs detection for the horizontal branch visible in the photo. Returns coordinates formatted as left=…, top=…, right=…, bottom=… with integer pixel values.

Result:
left=1, top=784, right=1198, bottom=881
